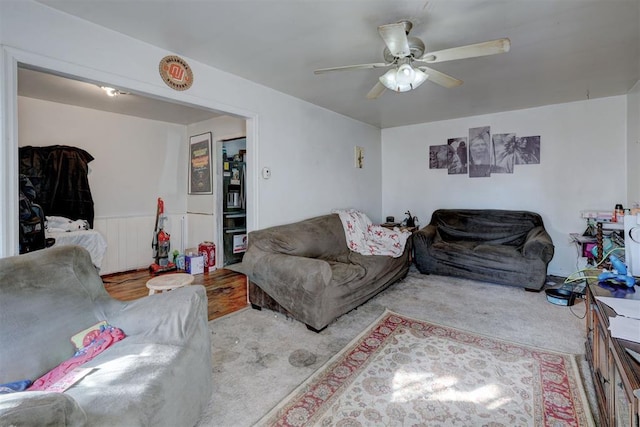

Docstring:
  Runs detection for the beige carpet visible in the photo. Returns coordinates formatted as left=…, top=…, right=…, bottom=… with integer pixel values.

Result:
left=257, top=310, right=594, bottom=426
left=197, top=268, right=595, bottom=427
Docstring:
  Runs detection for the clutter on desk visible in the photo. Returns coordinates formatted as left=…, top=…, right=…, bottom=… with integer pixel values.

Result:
left=596, top=296, right=640, bottom=344
left=595, top=255, right=640, bottom=345
left=403, top=210, right=418, bottom=228
left=598, top=281, right=636, bottom=298
left=582, top=204, right=640, bottom=225
left=596, top=254, right=637, bottom=299
left=574, top=207, right=632, bottom=267
left=598, top=255, right=636, bottom=287
left=608, top=316, right=640, bottom=343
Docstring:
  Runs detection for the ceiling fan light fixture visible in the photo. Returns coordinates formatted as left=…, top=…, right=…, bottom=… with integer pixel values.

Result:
left=314, top=20, right=510, bottom=99
left=379, top=65, right=428, bottom=92
left=379, top=69, right=398, bottom=91
left=411, top=68, right=429, bottom=89
left=395, top=63, right=415, bottom=85
left=100, top=86, right=120, bottom=97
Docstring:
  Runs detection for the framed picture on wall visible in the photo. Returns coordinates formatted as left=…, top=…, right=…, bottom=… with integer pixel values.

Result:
left=189, top=132, right=213, bottom=194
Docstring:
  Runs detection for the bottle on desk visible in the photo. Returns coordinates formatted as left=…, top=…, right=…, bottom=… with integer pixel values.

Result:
left=613, top=204, right=624, bottom=223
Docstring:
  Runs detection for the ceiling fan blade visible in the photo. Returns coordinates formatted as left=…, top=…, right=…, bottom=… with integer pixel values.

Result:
left=314, top=63, right=389, bottom=74
left=419, top=38, right=511, bottom=63
left=417, top=66, right=463, bottom=88
left=366, top=82, right=386, bottom=99
left=378, top=22, right=411, bottom=57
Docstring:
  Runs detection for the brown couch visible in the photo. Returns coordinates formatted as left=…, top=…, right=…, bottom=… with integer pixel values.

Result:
left=240, top=214, right=410, bottom=331
left=413, top=209, right=554, bottom=291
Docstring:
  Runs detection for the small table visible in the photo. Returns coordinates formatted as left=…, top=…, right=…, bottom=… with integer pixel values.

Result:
left=146, top=273, right=194, bottom=295
left=380, top=223, right=418, bottom=233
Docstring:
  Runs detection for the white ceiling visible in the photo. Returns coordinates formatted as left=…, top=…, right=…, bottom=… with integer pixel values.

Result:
left=18, top=67, right=223, bottom=125
left=32, top=0, right=640, bottom=129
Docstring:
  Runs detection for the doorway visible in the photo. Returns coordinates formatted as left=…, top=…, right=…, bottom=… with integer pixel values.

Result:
left=220, top=137, right=247, bottom=266
left=7, top=61, right=255, bottom=273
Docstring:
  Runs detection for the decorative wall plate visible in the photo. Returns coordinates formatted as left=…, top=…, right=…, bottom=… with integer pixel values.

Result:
left=159, top=55, right=193, bottom=91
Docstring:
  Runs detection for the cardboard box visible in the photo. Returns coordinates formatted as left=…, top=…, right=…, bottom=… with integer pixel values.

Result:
left=185, top=255, right=204, bottom=275
left=233, top=234, right=247, bottom=254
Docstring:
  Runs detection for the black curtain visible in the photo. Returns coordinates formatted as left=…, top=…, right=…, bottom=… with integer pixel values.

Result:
left=19, top=145, right=95, bottom=227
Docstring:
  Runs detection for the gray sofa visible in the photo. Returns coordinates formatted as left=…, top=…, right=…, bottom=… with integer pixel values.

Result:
left=241, top=214, right=410, bottom=331
left=0, top=245, right=212, bottom=426
left=413, top=209, right=554, bottom=290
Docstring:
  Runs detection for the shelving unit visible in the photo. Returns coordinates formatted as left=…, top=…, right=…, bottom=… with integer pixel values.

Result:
left=596, top=221, right=624, bottom=263
left=221, top=138, right=246, bottom=266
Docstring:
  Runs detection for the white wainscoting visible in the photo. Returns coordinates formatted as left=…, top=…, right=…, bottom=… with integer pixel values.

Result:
left=185, top=212, right=215, bottom=256
left=93, top=214, right=185, bottom=275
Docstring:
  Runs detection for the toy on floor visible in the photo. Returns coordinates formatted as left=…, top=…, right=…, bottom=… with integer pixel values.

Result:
left=598, top=254, right=636, bottom=288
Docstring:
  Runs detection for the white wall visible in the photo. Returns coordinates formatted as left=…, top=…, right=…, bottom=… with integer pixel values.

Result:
left=253, top=96, right=383, bottom=224
left=382, top=96, right=627, bottom=277
left=627, top=81, right=640, bottom=206
left=17, top=96, right=190, bottom=273
left=18, top=97, right=188, bottom=216
left=17, top=97, right=250, bottom=272
left=186, top=116, right=245, bottom=216
left=5, top=2, right=632, bottom=278
left=0, top=1, right=382, bottom=258
left=185, top=116, right=246, bottom=262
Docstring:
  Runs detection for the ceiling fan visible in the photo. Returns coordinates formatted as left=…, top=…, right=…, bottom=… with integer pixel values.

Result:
left=314, top=20, right=510, bottom=99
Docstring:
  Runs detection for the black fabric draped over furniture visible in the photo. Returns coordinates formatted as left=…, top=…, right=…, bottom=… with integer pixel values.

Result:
left=19, top=145, right=95, bottom=227
left=413, top=209, right=554, bottom=291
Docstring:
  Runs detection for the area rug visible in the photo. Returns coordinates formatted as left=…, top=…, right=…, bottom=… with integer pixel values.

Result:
left=257, top=310, right=594, bottom=427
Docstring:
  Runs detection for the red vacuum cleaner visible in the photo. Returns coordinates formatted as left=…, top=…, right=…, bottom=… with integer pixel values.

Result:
left=150, top=197, right=176, bottom=275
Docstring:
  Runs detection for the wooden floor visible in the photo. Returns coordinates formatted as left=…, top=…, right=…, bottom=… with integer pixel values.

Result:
left=102, top=267, right=249, bottom=321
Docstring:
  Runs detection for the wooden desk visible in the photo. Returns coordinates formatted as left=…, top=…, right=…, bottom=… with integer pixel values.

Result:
left=585, top=280, right=640, bottom=426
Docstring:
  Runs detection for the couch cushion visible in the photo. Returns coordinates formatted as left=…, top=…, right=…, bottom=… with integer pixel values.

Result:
left=0, top=246, right=213, bottom=427
left=248, top=214, right=348, bottom=260
left=0, top=391, right=87, bottom=426
left=328, top=261, right=365, bottom=286
left=522, top=226, right=555, bottom=262
left=66, top=341, right=205, bottom=426
left=0, top=247, right=106, bottom=384
left=433, top=209, right=542, bottom=246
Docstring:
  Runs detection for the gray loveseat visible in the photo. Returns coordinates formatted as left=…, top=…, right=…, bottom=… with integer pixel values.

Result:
left=0, top=245, right=212, bottom=426
left=413, top=209, right=554, bottom=290
left=241, top=214, right=410, bottom=331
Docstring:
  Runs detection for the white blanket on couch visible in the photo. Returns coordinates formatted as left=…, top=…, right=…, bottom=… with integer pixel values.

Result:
left=332, top=209, right=411, bottom=258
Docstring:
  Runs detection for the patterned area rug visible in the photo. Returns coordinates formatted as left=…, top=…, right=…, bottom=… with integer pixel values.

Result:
left=257, top=310, right=594, bottom=427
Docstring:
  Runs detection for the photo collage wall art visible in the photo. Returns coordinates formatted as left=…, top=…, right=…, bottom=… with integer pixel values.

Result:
left=429, top=126, right=540, bottom=178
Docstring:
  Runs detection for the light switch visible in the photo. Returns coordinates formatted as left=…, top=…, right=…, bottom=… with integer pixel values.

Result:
left=262, top=167, right=271, bottom=179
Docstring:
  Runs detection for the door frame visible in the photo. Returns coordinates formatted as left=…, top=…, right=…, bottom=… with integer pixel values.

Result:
left=0, top=46, right=259, bottom=258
